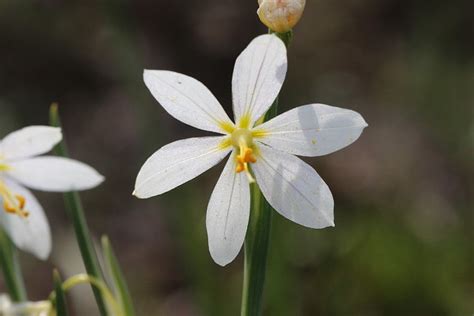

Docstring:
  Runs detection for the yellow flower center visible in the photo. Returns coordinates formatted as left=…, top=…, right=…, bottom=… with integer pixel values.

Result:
left=0, top=163, right=29, bottom=218
left=231, top=128, right=257, bottom=182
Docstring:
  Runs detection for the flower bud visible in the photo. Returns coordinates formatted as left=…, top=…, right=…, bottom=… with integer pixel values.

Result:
left=257, top=0, right=306, bottom=33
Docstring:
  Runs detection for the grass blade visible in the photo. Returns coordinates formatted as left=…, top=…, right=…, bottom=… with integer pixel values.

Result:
left=102, top=235, right=135, bottom=316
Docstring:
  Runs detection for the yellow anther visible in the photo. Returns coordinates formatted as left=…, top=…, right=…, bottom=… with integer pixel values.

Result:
left=0, top=180, right=29, bottom=218
left=237, top=147, right=257, bottom=164
left=17, top=194, right=26, bottom=210
left=3, top=195, right=29, bottom=218
left=235, top=159, right=255, bottom=183
left=231, top=128, right=257, bottom=183
left=3, top=194, right=29, bottom=218
left=236, top=163, right=245, bottom=173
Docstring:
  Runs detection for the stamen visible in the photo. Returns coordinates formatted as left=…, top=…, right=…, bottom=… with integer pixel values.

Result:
left=0, top=180, right=29, bottom=218
left=231, top=128, right=257, bottom=182
left=236, top=163, right=245, bottom=173
left=235, top=142, right=256, bottom=183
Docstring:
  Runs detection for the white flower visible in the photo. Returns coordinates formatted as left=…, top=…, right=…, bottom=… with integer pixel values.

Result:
left=0, top=126, right=104, bottom=260
left=257, top=0, right=306, bottom=33
left=134, top=34, right=367, bottom=266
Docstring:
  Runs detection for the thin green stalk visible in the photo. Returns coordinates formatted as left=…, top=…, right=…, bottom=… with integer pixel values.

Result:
left=61, top=274, right=122, bottom=316
left=0, top=228, right=27, bottom=302
left=53, top=270, right=68, bottom=316
left=102, top=235, right=136, bottom=316
left=48, top=274, right=124, bottom=316
left=241, top=182, right=274, bottom=316
left=49, top=104, right=108, bottom=316
left=241, top=30, right=292, bottom=316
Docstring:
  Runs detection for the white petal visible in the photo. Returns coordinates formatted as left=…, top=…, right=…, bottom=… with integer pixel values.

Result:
left=7, top=157, right=104, bottom=192
left=206, top=153, right=250, bottom=266
left=144, top=70, right=234, bottom=134
left=0, top=179, right=51, bottom=260
left=252, top=145, right=334, bottom=228
left=232, top=34, right=287, bottom=126
left=0, top=126, right=62, bottom=160
left=256, top=104, right=368, bottom=156
left=134, top=136, right=231, bottom=199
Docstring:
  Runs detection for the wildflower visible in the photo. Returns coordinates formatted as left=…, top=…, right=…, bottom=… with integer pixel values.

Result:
left=257, top=0, right=306, bottom=33
left=0, top=126, right=104, bottom=259
left=135, top=34, right=367, bottom=266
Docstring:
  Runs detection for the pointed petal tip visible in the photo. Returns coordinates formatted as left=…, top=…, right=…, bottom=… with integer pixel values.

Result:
left=306, top=219, right=335, bottom=229
left=209, top=246, right=237, bottom=267
left=28, top=235, right=52, bottom=261
left=80, top=171, right=105, bottom=190
left=36, top=250, right=51, bottom=261
left=96, top=173, right=106, bottom=184
left=212, top=256, right=231, bottom=267
left=356, top=111, right=368, bottom=128
left=132, top=189, right=142, bottom=198
left=132, top=189, right=141, bottom=198
left=132, top=187, right=151, bottom=199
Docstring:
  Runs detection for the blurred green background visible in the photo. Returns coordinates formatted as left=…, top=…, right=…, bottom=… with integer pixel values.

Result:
left=0, top=0, right=473, bottom=315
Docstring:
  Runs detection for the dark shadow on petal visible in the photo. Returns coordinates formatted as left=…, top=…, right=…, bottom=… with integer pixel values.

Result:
left=275, top=63, right=287, bottom=85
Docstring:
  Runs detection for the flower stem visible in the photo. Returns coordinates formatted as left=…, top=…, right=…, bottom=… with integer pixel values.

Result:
left=241, top=30, right=292, bottom=316
left=0, top=228, right=27, bottom=302
left=241, top=183, right=273, bottom=316
left=49, top=104, right=108, bottom=316
left=53, top=270, right=69, bottom=316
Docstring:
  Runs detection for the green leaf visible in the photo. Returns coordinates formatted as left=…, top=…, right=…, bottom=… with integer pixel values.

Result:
left=102, top=235, right=136, bottom=316
left=53, top=269, right=68, bottom=316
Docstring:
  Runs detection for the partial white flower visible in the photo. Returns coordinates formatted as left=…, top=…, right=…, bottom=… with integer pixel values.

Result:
left=135, top=34, right=367, bottom=266
left=0, top=294, right=54, bottom=316
left=0, top=294, right=12, bottom=311
left=0, top=126, right=104, bottom=260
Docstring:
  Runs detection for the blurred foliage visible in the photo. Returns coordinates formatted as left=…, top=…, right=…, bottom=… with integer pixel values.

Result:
left=0, top=0, right=473, bottom=315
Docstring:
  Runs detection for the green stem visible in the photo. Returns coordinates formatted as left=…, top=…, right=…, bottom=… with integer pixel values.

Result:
left=241, top=183, right=273, bottom=316
left=240, top=30, right=292, bottom=316
left=53, top=270, right=68, bottom=316
left=49, top=104, right=108, bottom=316
left=0, top=228, right=27, bottom=302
